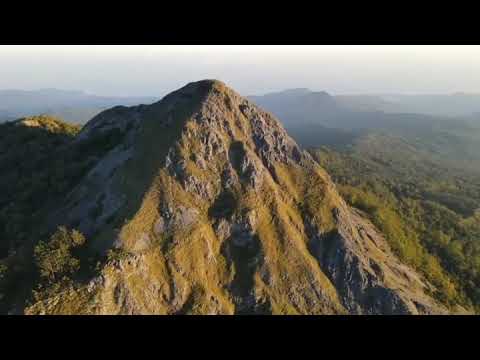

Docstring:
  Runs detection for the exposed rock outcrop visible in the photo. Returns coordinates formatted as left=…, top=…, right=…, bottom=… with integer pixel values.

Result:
left=30, top=80, right=451, bottom=315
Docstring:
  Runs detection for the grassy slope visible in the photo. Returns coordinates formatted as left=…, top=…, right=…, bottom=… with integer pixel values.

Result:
left=27, top=83, right=347, bottom=314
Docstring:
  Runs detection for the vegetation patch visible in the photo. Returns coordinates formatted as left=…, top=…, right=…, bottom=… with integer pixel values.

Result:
left=312, top=146, right=478, bottom=310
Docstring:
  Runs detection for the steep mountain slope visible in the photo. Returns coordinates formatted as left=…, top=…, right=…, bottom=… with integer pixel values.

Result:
left=0, top=116, right=81, bottom=255
left=250, top=88, right=480, bottom=312
left=0, top=115, right=138, bottom=313
left=311, top=136, right=480, bottom=310
left=14, top=81, right=453, bottom=314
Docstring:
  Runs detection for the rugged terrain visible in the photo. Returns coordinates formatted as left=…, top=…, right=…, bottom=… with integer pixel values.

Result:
left=249, top=87, right=480, bottom=311
left=1, top=80, right=459, bottom=314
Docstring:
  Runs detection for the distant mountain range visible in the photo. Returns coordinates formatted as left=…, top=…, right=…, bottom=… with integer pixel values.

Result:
left=342, top=93, right=480, bottom=118
left=2, top=87, right=480, bottom=125
left=249, top=88, right=480, bottom=172
left=0, top=89, right=158, bottom=124
left=251, top=89, right=480, bottom=120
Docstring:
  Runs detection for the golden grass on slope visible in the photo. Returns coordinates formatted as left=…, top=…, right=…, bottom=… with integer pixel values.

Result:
left=40, top=81, right=350, bottom=314
left=250, top=180, right=345, bottom=314
left=26, top=284, right=96, bottom=315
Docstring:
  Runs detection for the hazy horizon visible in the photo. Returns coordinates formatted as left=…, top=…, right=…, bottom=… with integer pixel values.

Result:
left=1, top=85, right=479, bottom=99
left=2, top=45, right=480, bottom=97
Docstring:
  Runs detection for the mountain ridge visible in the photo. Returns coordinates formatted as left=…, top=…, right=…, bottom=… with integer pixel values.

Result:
left=2, top=80, right=459, bottom=314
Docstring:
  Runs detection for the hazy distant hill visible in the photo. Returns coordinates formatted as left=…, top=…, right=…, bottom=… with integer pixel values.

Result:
left=251, top=89, right=474, bottom=129
left=249, top=89, right=340, bottom=127
left=337, top=93, right=480, bottom=119
left=0, top=89, right=158, bottom=124
left=252, top=88, right=480, bottom=122
left=0, top=109, right=15, bottom=123
left=250, top=88, right=480, bottom=164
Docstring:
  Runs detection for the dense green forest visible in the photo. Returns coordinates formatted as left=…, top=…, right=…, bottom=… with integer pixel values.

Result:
left=310, top=132, right=480, bottom=311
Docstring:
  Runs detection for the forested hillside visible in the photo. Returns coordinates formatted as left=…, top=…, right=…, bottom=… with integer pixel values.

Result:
left=252, top=88, right=480, bottom=311
left=311, top=134, right=480, bottom=311
left=0, top=115, right=127, bottom=313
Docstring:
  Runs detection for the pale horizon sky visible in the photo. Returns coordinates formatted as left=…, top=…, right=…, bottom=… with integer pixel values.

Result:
left=1, top=45, right=480, bottom=97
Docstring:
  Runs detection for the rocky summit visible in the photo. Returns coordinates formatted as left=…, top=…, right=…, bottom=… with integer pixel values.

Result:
left=25, top=80, right=450, bottom=314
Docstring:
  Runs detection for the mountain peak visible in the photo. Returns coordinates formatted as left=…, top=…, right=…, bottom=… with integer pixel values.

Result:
left=27, top=81, right=450, bottom=315
left=191, top=78, right=227, bottom=89
left=77, top=79, right=247, bottom=142
left=164, top=79, right=230, bottom=100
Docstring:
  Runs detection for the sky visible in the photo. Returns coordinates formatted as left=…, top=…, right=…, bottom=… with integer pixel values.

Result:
left=1, top=45, right=480, bottom=97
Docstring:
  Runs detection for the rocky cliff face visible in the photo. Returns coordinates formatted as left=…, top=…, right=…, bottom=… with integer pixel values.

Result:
left=27, top=80, right=449, bottom=314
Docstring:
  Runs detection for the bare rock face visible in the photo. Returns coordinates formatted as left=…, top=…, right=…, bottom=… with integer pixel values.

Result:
left=307, top=205, right=448, bottom=314
left=32, top=80, right=452, bottom=315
